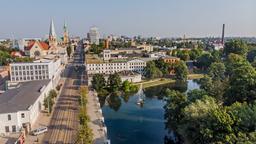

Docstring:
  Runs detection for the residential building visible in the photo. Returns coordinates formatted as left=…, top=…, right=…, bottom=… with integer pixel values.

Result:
left=0, top=80, right=52, bottom=135
left=24, top=41, right=49, bottom=58
left=9, top=58, right=62, bottom=87
left=161, top=56, right=180, bottom=75
left=88, top=27, right=100, bottom=45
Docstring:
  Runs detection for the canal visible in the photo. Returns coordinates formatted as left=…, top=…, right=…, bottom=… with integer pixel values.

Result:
left=102, top=80, right=200, bottom=144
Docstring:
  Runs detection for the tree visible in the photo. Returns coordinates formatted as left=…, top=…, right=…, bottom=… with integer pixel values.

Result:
left=108, top=72, right=122, bottom=92
left=208, top=62, right=226, bottom=81
left=121, top=80, right=138, bottom=93
left=247, top=49, right=256, bottom=62
left=154, top=59, right=170, bottom=75
left=177, top=50, right=190, bottom=61
left=225, top=63, right=256, bottom=105
left=225, top=53, right=248, bottom=76
left=196, top=53, right=214, bottom=69
left=224, top=40, right=248, bottom=57
left=164, top=89, right=187, bottom=131
left=173, top=60, right=188, bottom=82
left=189, top=48, right=203, bottom=60
left=91, top=74, right=106, bottom=92
left=66, top=45, right=72, bottom=57
left=143, top=61, right=163, bottom=79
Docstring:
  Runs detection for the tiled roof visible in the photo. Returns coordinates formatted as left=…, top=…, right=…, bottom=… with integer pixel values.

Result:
left=25, top=41, right=49, bottom=51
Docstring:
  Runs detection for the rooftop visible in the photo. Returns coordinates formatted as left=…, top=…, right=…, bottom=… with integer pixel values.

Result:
left=0, top=80, right=50, bottom=114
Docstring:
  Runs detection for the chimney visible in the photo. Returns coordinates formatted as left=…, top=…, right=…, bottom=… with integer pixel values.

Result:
left=221, top=24, right=225, bottom=45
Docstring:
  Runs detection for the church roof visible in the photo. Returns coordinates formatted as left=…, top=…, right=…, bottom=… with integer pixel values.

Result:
left=49, top=19, right=57, bottom=37
left=25, top=41, right=49, bottom=51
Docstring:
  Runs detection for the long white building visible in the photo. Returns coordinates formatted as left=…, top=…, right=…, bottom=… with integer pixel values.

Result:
left=9, top=58, right=62, bottom=87
left=0, top=80, right=52, bottom=135
left=86, top=54, right=146, bottom=75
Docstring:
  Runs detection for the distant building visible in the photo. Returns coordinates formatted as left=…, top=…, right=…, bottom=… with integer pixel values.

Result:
left=0, top=80, right=52, bottom=135
left=24, top=41, right=49, bottom=58
left=88, top=27, right=100, bottom=45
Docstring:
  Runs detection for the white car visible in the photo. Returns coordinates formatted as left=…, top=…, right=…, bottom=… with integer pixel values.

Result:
left=31, top=127, right=48, bottom=136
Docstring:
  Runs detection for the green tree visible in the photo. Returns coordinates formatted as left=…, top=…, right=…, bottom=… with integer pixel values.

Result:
left=196, top=53, right=214, bottom=69
left=189, top=48, right=203, bottom=60
left=247, top=49, right=256, bottom=62
left=177, top=50, right=190, bottom=61
left=143, top=61, right=163, bottom=79
left=208, top=62, right=226, bottom=81
left=154, top=59, right=170, bottom=75
left=225, top=63, right=256, bottom=105
left=108, top=72, right=122, bottom=92
left=91, top=74, right=106, bottom=92
left=173, top=60, right=188, bottom=82
left=224, top=40, right=248, bottom=57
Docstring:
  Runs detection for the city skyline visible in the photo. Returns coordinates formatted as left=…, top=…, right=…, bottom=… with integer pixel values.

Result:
left=0, top=0, right=255, bottom=39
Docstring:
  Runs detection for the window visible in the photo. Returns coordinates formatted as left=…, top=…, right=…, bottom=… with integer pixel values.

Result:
left=8, top=114, right=11, bottom=120
left=12, top=125, right=16, bottom=132
left=21, top=113, right=25, bottom=118
left=5, top=126, right=9, bottom=133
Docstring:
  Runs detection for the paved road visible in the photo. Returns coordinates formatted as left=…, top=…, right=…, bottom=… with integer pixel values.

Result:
left=43, top=45, right=84, bottom=144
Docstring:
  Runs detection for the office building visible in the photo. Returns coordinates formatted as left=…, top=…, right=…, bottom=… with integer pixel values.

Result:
left=88, top=27, right=100, bottom=45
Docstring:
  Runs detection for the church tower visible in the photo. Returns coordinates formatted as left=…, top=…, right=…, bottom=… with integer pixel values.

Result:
left=63, top=22, right=69, bottom=45
left=49, top=19, right=57, bottom=48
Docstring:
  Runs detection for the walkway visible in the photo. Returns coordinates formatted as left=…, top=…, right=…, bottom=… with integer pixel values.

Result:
left=87, top=91, right=107, bottom=144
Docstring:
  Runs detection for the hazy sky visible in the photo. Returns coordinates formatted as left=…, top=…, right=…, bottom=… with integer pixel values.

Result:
left=0, top=0, right=255, bottom=39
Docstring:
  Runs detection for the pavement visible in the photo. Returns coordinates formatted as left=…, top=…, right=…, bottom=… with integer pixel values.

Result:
left=87, top=91, right=107, bottom=144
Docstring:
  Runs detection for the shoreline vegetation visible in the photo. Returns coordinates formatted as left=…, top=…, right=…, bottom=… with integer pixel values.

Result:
left=135, top=74, right=204, bottom=89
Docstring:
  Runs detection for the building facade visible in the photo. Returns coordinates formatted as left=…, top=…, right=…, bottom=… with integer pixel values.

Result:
left=9, top=58, right=62, bottom=87
left=0, top=80, right=52, bottom=135
left=86, top=59, right=146, bottom=75
left=24, top=41, right=49, bottom=58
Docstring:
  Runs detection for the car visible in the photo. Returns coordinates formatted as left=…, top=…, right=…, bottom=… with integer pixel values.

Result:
left=31, top=127, right=48, bottom=136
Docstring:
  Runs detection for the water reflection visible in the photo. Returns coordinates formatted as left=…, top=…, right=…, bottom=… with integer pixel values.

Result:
left=100, top=80, right=200, bottom=144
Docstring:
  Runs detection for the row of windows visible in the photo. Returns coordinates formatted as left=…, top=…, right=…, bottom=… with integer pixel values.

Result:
left=11, top=65, right=48, bottom=71
left=12, top=70, right=49, bottom=76
left=11, top=75, right=48, bottom=81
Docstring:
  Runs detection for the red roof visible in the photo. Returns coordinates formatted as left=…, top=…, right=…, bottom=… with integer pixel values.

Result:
left=25, top=41, right=49, bottom=51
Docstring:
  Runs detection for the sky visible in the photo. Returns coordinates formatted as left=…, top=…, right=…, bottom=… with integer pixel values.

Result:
left=0, top=0, right=255, bottom=39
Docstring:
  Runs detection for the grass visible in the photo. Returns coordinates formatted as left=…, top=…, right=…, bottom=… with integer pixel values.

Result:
left=135, top=74, right=204, bottom=89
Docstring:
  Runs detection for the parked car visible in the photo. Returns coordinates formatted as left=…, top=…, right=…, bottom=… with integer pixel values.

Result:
left=31, top=127, right=48, bottom=136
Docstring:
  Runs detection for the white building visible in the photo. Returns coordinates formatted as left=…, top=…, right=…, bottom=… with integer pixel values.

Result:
left=9, top=58, right=62, bottom=87
left=0, top=80, right=52, bottom=135
left=86, top=58, right=146, bottom=75
left=88, top=27, right=100, bottom=45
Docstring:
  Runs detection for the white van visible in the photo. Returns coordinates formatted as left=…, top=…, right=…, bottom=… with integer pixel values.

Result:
left=31, top=127, right=48, bottom=136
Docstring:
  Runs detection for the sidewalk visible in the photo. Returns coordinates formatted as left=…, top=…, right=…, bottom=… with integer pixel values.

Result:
left=25, top=78, right=66, bottom=144
left=87, top=91, right=108, bottom=144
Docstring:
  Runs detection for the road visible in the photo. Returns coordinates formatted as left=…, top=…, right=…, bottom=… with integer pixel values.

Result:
left=43, top=44, right=85, bottom=144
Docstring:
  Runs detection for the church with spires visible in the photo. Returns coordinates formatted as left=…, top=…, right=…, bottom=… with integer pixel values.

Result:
left=48, top=19, right=69, bottom=54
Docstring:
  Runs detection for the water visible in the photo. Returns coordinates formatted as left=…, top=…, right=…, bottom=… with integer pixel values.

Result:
left=102, top=80, right=200, bottom=144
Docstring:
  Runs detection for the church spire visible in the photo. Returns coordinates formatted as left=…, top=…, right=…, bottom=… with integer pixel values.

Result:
left=49, top=19, right=56, bottom=37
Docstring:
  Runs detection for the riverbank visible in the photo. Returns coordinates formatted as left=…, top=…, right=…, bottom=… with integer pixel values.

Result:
left=135, top=74, right=204, bottom=88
